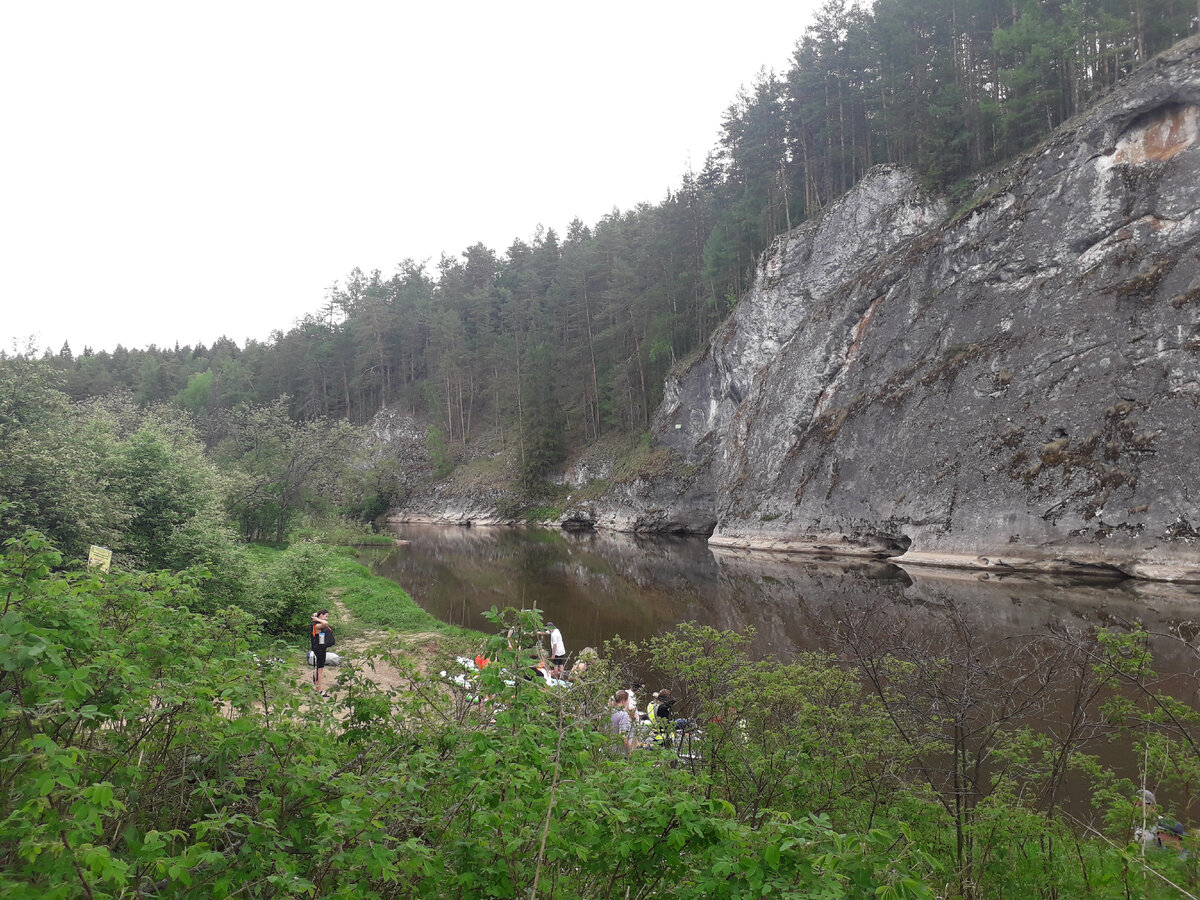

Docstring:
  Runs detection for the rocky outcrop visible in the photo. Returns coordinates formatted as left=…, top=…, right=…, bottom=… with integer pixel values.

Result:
left=371, top=410, right=531, bottom=526
left=566, top=460, right=719, bottom=535
left=640, top=37, right=1200, bottom=582
left=367, top=408, right=434, bottom=505
left=553, top=449, right=616, bottom=489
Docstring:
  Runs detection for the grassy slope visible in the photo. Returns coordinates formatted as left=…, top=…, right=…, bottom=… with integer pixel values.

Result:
left=245, top=543, right=485, bottom=693
left=321, top=547, right=479, bottom=640
left=243, top=542, right=482, bottom=642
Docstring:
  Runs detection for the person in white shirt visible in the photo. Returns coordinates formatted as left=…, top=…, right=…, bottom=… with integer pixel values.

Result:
left=626, top=679, right=645, bottom=719
left=546, top=622, right=566, bottom=677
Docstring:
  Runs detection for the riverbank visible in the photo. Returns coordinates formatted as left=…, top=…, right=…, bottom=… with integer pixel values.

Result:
left=319, top=547, right=472, bottom=638
left=391, top=505, right=1200, bottom=584
left=251, top=543, right=484, bottom=697
left=9, top=513, right=1196, bottom=898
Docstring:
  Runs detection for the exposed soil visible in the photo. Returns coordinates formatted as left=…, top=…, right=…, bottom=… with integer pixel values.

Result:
left=293, top=591, right=475, bottom=706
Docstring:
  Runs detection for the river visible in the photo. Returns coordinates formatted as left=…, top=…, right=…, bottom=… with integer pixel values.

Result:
left=362, top=524, right=1200, bottom=819
left=364, top=524, right=1200, bottom=670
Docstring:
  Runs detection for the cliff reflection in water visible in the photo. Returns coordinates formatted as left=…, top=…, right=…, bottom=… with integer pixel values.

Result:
left=366, top=524, right=1200, bottom=671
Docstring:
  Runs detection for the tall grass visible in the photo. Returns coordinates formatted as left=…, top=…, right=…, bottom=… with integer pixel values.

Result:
left=322, top=549, right=477, bottom=641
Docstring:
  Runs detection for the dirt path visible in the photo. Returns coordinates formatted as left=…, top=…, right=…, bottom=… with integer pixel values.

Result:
left=295, top=591, right=469, bottom=700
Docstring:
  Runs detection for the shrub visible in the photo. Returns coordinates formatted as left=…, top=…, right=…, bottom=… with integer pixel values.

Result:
left=248, top=542, right=332, bottom=634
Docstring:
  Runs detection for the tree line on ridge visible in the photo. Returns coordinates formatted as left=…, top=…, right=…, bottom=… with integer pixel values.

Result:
left=21, top=0, right=1195, bottom=487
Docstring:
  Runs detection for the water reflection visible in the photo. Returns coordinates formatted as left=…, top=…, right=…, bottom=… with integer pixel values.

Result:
left=364, top=524, right=1200, bottom=818
left=365, top=524, right=1200, bottom=671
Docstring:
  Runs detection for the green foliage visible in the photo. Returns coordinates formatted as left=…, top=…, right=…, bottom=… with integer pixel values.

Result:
left=0, top=531, right=264, bottom=897
left=215, top=400, right=360, bottom=543
left=246, top=542, right=333, bottom=635
left=290, top=514, right=396, bottom=546
left=176, top=369, right=212, bottom=417
left=322, top=552, right=460, bottom=638
left=0, top=357, right=128, bottom=555
left=0, top=549, right=928, bottom=899
left=111, top=419, right=243, bottom=574
left=612, top=624, right=912, bottom=832
left=0, top=360, right=249, bottom=616
left=163, top=511, right=252, bottom=614
left=520, top=343, right=567, bottom=486
left=12, top=349, right=1200, bottom=898
left=339, top=451, right=405, bottom=525
left=424, top=425, right=455, bottom=479
left=1093, top=624, right=1200, bottom=849
left=521, top=505, right=561, bottom=523
left=7, top=539, right=1200, bottom=899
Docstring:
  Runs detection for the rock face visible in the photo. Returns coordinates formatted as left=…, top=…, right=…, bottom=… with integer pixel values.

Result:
left=570, top=461, right=719, bottom=535
left=371, top=410, right=519, bottom=526
left=645, top=37, right=1200, bottom=582
left=368, top=408, right=434, bottom=505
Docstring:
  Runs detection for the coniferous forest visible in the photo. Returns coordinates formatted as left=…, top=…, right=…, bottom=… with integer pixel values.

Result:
left=23, top=0, right=1195, bottom=486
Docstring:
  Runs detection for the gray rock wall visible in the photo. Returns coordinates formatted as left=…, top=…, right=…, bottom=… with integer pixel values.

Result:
left=648, top=37, right=1200, bottom=582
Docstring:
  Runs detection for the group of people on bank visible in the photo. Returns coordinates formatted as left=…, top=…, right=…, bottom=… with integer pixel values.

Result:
left=608, top=683, right=687, bottom=755
left=499, top=622, right=572, bottom=685
left=481, top=623, right=692, bottom=754
left=309, top=611, right=1196, bottom=852
left=1134, top=789, right=1189, bottom=856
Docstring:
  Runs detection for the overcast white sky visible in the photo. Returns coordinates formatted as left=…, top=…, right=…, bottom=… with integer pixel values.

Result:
left=2, top=1, right=822, bottom=355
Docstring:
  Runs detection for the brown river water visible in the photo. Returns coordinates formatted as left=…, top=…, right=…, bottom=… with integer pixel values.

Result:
left=366, top=524, right=1200, bottom=666
left=364, top=523, right=1200, bottom=820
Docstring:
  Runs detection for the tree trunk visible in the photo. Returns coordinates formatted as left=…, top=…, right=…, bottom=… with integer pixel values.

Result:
left=631, top=312, right=650, bottom=428
left=515, top=339, right=526, bottom=470
left=583, top=283, right=601, bottom=439
left=495, top=364, right=504, bottom=447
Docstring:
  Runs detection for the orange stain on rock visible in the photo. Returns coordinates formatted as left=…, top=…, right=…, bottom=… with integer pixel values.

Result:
left=1115, top=104, right=1200, bottom=164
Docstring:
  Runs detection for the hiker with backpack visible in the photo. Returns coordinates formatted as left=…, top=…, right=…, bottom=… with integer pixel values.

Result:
left=310, top=609, right=335, bottom=697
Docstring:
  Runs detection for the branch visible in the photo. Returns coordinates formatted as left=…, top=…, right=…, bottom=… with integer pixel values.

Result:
left=530, top=706, right=566, bottom=900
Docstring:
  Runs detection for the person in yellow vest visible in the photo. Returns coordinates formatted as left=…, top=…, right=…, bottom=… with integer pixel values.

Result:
left=649, top=689, right=676, bottom=747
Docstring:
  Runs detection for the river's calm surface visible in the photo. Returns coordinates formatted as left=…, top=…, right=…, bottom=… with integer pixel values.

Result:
left=363, top=524, right=1200, bottom=816
left=365, top=524, right=1200, bottom=671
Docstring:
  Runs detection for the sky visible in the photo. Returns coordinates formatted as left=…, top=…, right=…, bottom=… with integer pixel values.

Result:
left=2, top=1, right=823, bottom=355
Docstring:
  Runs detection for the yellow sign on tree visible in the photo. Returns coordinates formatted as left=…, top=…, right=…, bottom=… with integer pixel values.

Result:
left=87, top=545, right=112, bottom=573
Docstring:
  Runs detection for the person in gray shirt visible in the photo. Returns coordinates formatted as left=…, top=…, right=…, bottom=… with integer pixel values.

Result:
left=609, top=690, right=633, bottom=755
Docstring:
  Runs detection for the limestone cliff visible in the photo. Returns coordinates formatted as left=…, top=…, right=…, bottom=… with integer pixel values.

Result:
left=616, top=37, right=1200, bottom=582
